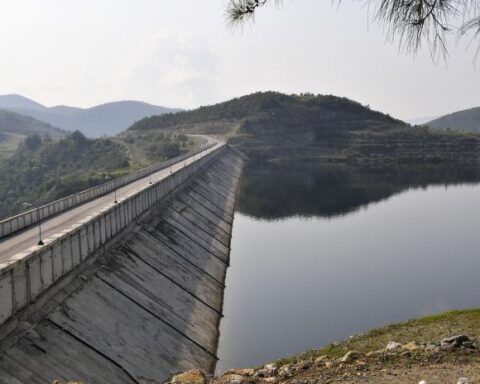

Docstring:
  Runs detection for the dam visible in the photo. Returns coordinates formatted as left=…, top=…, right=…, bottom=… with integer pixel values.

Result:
left=0, top=142, right=245, bottom=383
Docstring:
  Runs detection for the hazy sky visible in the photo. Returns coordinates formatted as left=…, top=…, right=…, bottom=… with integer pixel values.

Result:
left=1, top=0, right=479, bottom=120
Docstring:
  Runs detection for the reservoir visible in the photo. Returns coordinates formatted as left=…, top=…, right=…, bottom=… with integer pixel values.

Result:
left=216, top=163, right=480, bottom=372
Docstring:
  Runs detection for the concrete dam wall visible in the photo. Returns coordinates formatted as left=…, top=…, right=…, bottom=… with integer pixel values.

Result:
left=0, top=146, right=245, bottom=384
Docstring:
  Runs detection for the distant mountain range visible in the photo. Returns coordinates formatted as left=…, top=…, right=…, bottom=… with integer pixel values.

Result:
left=427, top=106, right=480, bottom=133
left=0, top=94, right=180, bottom=137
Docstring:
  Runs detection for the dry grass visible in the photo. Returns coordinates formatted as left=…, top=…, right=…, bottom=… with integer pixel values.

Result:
left=276, top=309, right=480, bottom=364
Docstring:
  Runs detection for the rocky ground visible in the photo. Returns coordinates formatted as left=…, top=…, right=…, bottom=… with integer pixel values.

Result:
left=172, top=335, right=480, bottom=384
left=53, top=310, right=480, bottom=384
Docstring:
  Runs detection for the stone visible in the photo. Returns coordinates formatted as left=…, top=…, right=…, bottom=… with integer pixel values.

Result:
left=385, top=341, right=402, bottom=351
left=171, top=369, right=206, bottom=384
left=278, top=365, right=292, bottom=378
left=314, top=355, right=327, bottom=364
left=339, top=351, right=362, bottom=363
left=418, top=381, right=427, bottom=384
left=253, top=369, right=265, bottom=379
left=440, top=335, right=470, bottom=348
left=458, top=378, right=469, bottom=384
left=224, top=369, right=255, bottom=377
left=225, top=374, right=248, bottom=384
left=402, top=341, right=420, bottom=351
left=425, top=342, right=440, bottom=352
left=263, top=363, right=278, bottom=376
left=325, top=361, right=334, bottom=369
left=296, top=361, right=311, bottom=370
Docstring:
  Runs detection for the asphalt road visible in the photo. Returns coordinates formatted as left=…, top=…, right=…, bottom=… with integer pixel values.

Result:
left=0, top=138, right=223, bottom=265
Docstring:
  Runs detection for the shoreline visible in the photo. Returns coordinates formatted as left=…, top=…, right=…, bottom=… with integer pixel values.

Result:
left=174, top=309, right=480, bottom=384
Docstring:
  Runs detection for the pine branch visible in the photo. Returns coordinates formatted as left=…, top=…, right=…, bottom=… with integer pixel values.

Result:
left=226, top=0, right=480, bottom=59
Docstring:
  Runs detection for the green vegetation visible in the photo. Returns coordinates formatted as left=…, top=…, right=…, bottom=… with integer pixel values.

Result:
left=0, top=132, right=129, bottom=219
left=0, top=109, right=65, bottom=138
left=0, top=108, right=66, bottom=159
left=130, top=91, right=480, bottom=164
left=118, top=130, right=200, bottom=167
left=130, top=91, right=400, bottom=137
left=0, top=129, right=199, bottom=220
left=274, top=309, right=480, bottom=365
left=0, top=132, right=26, bottom=158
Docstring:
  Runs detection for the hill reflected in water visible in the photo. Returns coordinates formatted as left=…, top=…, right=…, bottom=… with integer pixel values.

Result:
left=236, top=162, right=480, bottom=220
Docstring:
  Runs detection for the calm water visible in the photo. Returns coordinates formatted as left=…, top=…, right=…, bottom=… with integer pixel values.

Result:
left=216, top=163, right=480, bottom=373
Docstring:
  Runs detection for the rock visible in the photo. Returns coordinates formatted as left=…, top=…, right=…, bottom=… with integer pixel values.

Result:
left=171, top=369, right=206, bottom=384
left=440, top=335, right=470, bottom=348
left=314, top=355, right=327, bottom=364
left=418, top=381, right=427, bottom=384
left=263, top=364, right=277, bottom=376
left=366, top=349, right=384, bottom=357
left=325, top=361, right=334, bottom=369
left=424, top=342, right=440, bottom=352
left=278, top=365, right=292, bottom=378
left=263, top=378, right=276, bottom=384
left=224, top=374, right=248, bottom=384
left=296, top=361, right=311, bottom=370
left=385, top=341, right=402, bottom=351
left=253, top=369, right=265, bottom=379
left=224, top=369, right=255, bottom=377
left=458, top=378, right=469, bottom=384
left=339, top=351, right=362, bottom=363
left=402, top=341, right=419, bottom=351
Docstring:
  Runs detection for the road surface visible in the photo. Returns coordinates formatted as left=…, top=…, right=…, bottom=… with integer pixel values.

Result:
left=0, top=138, right=223, bottom=264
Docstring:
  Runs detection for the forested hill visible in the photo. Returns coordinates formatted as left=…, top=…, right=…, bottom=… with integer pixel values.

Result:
left=427, top=107, right=480, bottom=132
left=129, top=91, right=480, bottom=164
left=0, top=109, right=65, bottom=137
left=0, top=132, right=129, bottom=219
left=129, top=91, right=403, bottom=135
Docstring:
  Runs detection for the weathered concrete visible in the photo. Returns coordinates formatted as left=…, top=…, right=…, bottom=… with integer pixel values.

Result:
left=0, top=147, right=244, bottom=384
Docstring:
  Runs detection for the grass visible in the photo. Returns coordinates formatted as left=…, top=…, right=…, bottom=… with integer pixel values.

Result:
left=274, top=309, right=480, bottom=365
left=0, top=132, right=25, bottom=159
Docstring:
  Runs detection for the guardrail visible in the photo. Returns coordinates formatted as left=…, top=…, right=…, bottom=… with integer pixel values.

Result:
left=0, top=143, right=226, bottom=329
left=0, top=143, right=215, bottom=240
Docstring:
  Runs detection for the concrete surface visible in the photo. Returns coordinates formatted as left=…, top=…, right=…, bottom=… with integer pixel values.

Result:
left=0, top=146, right=245, bottom=384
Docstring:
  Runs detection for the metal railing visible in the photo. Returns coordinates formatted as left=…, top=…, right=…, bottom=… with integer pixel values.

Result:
left=0, top=143, right=216, bottom=241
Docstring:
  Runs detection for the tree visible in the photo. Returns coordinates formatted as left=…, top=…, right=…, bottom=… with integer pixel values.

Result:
left=24, top=134, right=42, bottom=151
left=226, top=0, right=480, bottom=59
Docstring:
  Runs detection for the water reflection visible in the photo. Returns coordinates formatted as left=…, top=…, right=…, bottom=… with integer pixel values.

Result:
left=217, top=162, right=480, bottom=373
left=237, top=162, right=480, bottom=220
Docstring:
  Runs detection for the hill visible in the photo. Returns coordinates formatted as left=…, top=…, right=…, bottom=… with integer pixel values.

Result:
left=0, top=131, right=129, bottom=219
left=0, top=94, right=45, bottom=111
left=427, top=106, right=480, bottom=132
left=0, top=109, right=64, bottom=137
left=0, top=128, right=195, bottom=219
left=0, top=94, right=180, bottom=137
left=0, top=109, right=65, bottom=158
left=129, top=91, right=480, bottom=164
